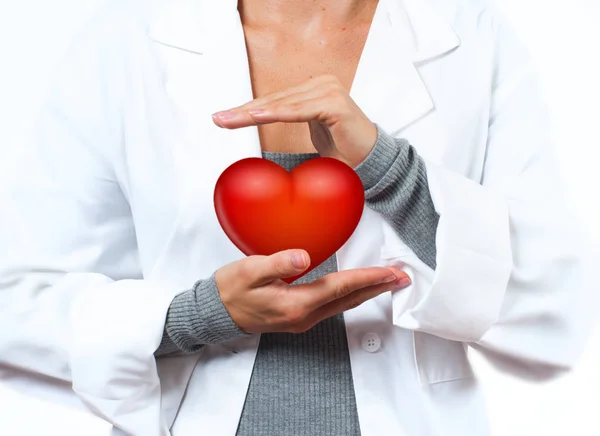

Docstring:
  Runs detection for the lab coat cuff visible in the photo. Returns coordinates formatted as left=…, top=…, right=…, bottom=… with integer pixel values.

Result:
left=391, top=161, right=513, bottom=342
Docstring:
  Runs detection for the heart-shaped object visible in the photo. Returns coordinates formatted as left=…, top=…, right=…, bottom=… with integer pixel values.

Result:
left=214, top=157, right=365, bottom=283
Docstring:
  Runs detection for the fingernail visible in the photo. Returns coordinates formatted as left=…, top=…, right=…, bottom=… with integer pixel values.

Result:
left=211, top=114, right=224, bottom=127
left=380, top=274, right=397, bottom=284
left=393, top=277, right=412, bottom=289
left=291, top=251, right=308, bottom=269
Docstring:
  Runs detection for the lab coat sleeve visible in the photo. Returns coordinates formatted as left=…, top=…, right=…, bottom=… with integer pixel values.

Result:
left=390, top=8, right=596, bottom=377
left=0, top=4, right=175, bottom=435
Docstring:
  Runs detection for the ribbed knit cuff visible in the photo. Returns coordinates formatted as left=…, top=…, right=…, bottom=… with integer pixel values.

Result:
left=354, top=124, right=409, bottom=192
left=160, top=274, right=249, bottom=354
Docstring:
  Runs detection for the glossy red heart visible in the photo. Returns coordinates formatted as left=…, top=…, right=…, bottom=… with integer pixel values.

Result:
left=214, top=157, right=365, bottom=283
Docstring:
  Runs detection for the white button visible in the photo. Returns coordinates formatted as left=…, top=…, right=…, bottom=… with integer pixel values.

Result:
left=362, top=333, right=381, bottom=353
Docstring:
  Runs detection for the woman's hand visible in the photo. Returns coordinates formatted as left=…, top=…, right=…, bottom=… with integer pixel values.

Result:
left=212, top=75, right=378, bottom=168
left=215, top=249, right=411, bottom=334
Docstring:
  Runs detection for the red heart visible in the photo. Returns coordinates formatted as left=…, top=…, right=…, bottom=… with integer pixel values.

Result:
left=214, top=157, right=365, bottom=283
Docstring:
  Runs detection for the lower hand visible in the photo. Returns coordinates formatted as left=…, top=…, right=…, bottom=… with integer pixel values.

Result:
left=212, top=75, right=378, bottom=168
left=215, top=249, right=411, bottom=334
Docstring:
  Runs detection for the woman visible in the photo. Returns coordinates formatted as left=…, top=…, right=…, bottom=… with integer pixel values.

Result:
left=0, top=0, right=593, bottom=435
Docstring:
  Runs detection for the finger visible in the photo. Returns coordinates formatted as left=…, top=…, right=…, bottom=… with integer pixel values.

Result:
left=249, top=85, right=349, bottom=126
left=248, top=96, right=336, bottom=124
left=237, top=81, right=318, bottom=110
left=296, top=266, right=410, bottom=310
left=310, top=275, right=412, bottom=324
left=213, top=76, right=324, bottom=121
left=216, top=95, right=343, bottom=129
left=213, top=91, right=325, bottom=129
left=234, top=74, right=339, bottom=112
left=212, top=75, right=346, bottom=128
left=242, top=249, right=311, bottom=287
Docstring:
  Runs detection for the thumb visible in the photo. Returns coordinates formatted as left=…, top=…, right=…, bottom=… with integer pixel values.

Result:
left=251, top=249, right=310, bottom=286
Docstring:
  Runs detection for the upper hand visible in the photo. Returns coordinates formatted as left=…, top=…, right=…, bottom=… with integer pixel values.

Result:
left=211, top=75, right=378, bottom=168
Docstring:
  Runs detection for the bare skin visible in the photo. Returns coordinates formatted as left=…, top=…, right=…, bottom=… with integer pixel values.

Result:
left=212, top=1, right=405, bottom=334
left=232, top=0, right=379, bottom=155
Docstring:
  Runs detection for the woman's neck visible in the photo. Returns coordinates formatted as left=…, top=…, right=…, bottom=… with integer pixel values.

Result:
left=238, top=0, right=377, bottom=31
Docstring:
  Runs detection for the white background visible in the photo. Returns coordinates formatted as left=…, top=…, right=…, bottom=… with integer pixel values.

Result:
left=0, top=0, right=599, bottom=435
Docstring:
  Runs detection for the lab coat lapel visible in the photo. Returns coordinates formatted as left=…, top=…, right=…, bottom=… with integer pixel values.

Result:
left=350, top=0, right=430, bottom=138
left=349, top=0, right=460, bottom=163
left=148, top=0, right=261, bottom=206
left=148, top=0, right=263, bottom=278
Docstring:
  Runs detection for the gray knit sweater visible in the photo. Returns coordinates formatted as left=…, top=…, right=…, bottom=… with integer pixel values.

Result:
left=155, top=126, right=439, bottom=435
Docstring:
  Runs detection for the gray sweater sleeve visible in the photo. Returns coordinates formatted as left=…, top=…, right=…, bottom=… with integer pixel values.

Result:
left=155, top=274, right=249, bottom=356
left=354, top=124, right=439, bottom=270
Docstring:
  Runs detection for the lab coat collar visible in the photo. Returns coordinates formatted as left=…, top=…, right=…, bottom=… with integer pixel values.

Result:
left=148, top=0, right=461, bottom=64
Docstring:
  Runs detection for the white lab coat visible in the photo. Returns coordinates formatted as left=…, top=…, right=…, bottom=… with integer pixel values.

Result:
left=0, top=0, right=594, bottom=435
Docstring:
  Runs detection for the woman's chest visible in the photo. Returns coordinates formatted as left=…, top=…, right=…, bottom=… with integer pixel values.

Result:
left=243, top=28, right=369, bottom=153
